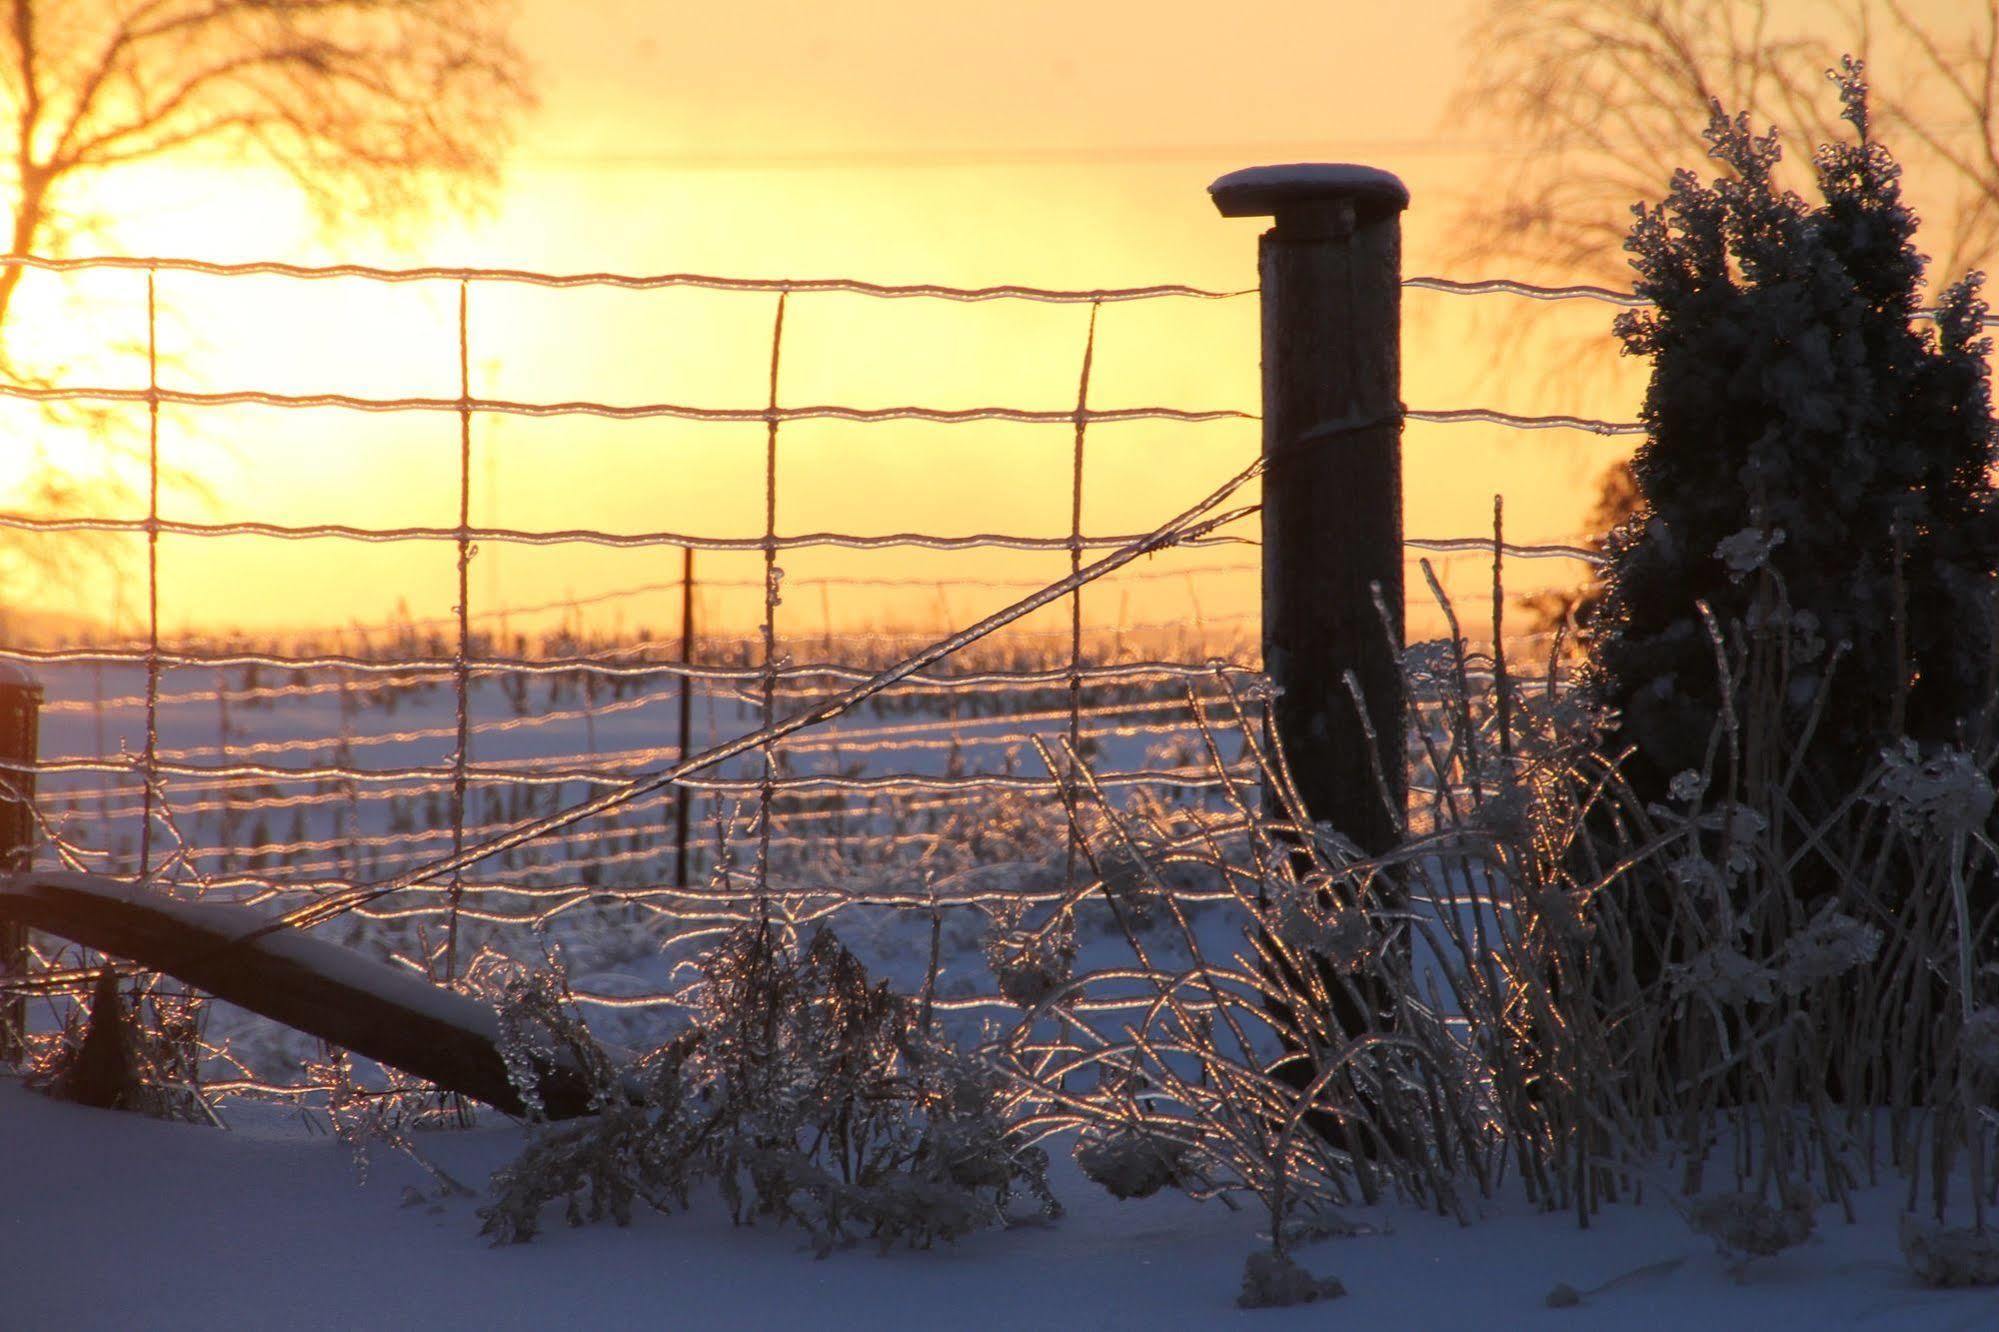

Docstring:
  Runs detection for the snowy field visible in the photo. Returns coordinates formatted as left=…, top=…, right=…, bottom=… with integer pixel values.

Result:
left=3, top=1079, right=1992, bottom=1330
left=20, top=647, right=1249, bottom=1071
left=12, top=638, right=1994, bottom=1330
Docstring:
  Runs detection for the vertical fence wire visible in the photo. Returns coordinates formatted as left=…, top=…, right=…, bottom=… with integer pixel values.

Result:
left=445, top=279, right=474, bottom=982
left=1492, top=494, right=1512, bottom=761
left=214, top=668, right=231, bottom=867
left=1064, top=303, right=1100, bottom=887
left=755, top=292, right=789, bottom=904
left=91, top=662, right=108, bottom=839
left=138, top=267, right=161, bottom=881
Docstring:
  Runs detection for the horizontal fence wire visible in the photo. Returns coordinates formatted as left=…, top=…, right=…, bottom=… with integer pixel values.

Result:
left=0, top=512, right=1253, bottom=551
left=1404, top=272, right=1999, bottom=327
left=0, top=253, right=1780, bottom=306
left=1, top=645, right=1259, bottom=686
left=1403, top=275, right=1652, bottom=306
left=0, top=250, right=1616, bottom=1085
left=0, top=254, right=1254, bottom=302
left=12, top=255, right=1989, bottom=322
left=0, top=381, right=1253, bottom=426
left=35, top=684, right=1533, bottom=813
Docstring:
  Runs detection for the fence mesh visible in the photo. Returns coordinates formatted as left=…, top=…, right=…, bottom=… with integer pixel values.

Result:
left=0, top=253, right=1622, bottom=1089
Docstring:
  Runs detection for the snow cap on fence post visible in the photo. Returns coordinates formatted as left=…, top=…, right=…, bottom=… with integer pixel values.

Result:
left=1209, top=163, right=1408, bottom=856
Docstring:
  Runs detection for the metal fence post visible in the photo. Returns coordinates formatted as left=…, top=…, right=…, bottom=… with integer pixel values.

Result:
left=1210, top=164, right=1408, bottom=854
left=0, top=664, right=41, bottom=1062
left=673, top=545, right=696, bottom=889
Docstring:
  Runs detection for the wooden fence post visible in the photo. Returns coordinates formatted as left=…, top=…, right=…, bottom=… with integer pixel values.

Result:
left=1210, top=164, right=1408, bottom=854
left=0, top=663, right=41, bottom=1062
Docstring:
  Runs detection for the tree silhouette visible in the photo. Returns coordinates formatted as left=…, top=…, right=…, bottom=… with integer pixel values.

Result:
left=1451, top=0, right=1999, bottom=285
left=1596, top=64, right=1997, bottom=806
left=1451, top=1, right=1999, bottom=635
left=3, top=1, right=532, bottom=328
left=0, top=1, right=533, bottom=607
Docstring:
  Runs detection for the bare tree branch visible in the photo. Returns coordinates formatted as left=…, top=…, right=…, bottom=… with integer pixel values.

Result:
left=1, top=1, right=532, bottom=330
left=0, top=0, right=533, bottom=603
left=1449, top=0, right=1998, bottom=286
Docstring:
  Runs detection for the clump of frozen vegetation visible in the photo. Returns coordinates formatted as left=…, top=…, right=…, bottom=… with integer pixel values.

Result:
left=1900, top=1215, right=1999, bottom=1288
left=986, top=711, right=1484, bottom=1287
left=1682, top=1183, right=1817, bottom=1276
left=1072, top=1123, right=1190, bottom=1200
left=983, top=909, right=1076, bottom=1010
left=1235, top=1250, right=1345, bottom=1309
left=27, top=969, right=214, bottom=1124
left=477, top=922, right=1057, bottom=1252
left=305, top=1046, right=472, bottom=1197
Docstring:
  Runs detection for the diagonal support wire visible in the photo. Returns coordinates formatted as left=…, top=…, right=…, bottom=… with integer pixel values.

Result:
left=248, top=454, right=1271, bottom=940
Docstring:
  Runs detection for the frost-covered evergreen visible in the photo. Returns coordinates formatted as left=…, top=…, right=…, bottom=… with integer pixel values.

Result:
left=1594, top=61, right=1999, bottom=802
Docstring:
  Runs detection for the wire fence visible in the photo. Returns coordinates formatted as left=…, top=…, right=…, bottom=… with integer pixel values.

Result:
left=0, top=252, right=1630, bottom=1082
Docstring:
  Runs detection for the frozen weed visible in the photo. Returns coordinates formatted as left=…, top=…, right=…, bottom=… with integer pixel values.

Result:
left=480, top=922, right=1057, bottom=1252
left=1899, top=1214, right=1999, bottom=1288
left=1236, top=1250, right=1345, bottom=1309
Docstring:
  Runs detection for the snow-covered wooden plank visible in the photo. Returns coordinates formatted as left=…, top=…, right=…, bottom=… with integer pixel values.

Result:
left=0, top=872, right=598, bottom=1119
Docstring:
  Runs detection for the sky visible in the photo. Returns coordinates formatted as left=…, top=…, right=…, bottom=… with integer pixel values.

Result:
left=11, top=0, right=1651, bottom=642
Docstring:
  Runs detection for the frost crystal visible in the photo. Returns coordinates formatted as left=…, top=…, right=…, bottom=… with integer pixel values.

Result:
left=1777, top=907, right=1881, bottom=993
left=1694, top=803, right=1768, bottom=874
left=1267, top=874, right=1377, bottom=972
left=1667, top=854, right=1724, bottom=894
left=1714, top=526, right=1786, bottom=580
left=1670, top=945, right=1776, bottom=1007
left=985, top=919, right=1076, bottom=1009
left=1233, top=674, right=1281, bottom=704
left=1871, top=741, right=1995, bottom=837
left=1695, top=803, right=1768, bottom=842
left=1667, top=769, right=1706, bottom=802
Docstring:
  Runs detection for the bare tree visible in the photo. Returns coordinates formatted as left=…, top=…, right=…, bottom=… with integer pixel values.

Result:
left=2, top=1, right=532, bottom=331
left=0, top=2, right=531, bottom=610
left=1451, top=0, right=1999, bottom=284
left=1451, top=1, right=1999, bottom=637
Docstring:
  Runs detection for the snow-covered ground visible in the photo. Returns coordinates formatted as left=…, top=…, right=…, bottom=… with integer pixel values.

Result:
left=2, top=1078, right=1992, bottom=1330
left=22, top=652, right=1240, bottom=1075
left=11, top=648, right=1995, bottom=1329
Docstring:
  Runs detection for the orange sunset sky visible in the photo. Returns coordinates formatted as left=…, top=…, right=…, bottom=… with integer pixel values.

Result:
left=8, top=0, right=1930, bottom=645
